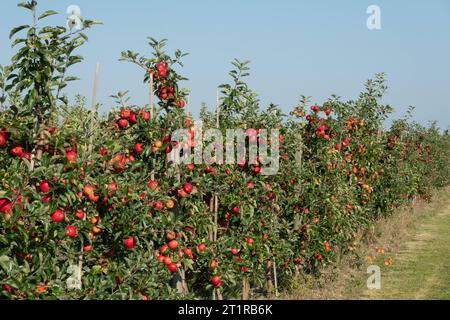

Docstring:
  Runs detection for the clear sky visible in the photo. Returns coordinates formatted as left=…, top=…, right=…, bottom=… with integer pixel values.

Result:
left=0, top=0, right=449, bottom=128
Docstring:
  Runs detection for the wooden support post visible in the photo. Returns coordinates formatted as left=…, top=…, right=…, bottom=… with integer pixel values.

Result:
left=150, top=72, right=154, bottom=119
left=242, top=278, right=250, bottom=300
left=295, top=133, right=303, bottom=172
left=186, top=95, right=190, bottom=116
left=209, top=197, right=214, bottom=242
left=273, top=258, right=279, bottom=297
left=216, top=89, right=220, bottom=129
left=213, top=88, right=220, bottom=241
left=88, top=63, right=100, bottom=154
left=150, top=72, right=155, bottom=180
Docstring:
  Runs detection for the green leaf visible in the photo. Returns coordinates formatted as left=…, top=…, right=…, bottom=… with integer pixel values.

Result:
left=9, top=25, right=29, bottom=39
left=64, top=76, right=80, bottom=82
left=11, top=38, right=26, bottom=48
left=17, top=2, right=33, bottom=10
left=38, top=10, right=58, bottom=20
left=0, top=255, right=12, bottom=272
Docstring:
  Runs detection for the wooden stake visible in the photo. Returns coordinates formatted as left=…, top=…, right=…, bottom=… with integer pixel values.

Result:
left=186, top=95, right=190, bottom=116
left=150, top=72, right=154, bottom=119
left=209, top=197, right=214, bottom=242
left=273, top=258, right=279, bottom=297
left=88, top=63, right=100, bottom=154
left=213, top=89, right=220, bottom=241
left=214, top=194, right=218, bottom=241
left=215, top=288, right=223, bottom=300
left=295, top=133, right=303, bottom=172
left=216, top=89, right=220, bottom=129
left=242, top=278, right=250, bottom=300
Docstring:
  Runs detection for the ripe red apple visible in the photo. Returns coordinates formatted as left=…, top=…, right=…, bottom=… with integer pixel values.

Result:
left=51, top=209, right=64, bottom=223
left=168, top=239, right=179, bottom=250
left=160, top=245, right=169, bottom=254
left=66, top=150, right=77, bottom=164
left=0, top=135, right=6, bottom=148
left=186, top=163, right=195, bottom=170
left=118, top=119, right=129, bottom=128
left=231, top=248, right=239, bottom=255
left=148, top=180, right=158, bottom=189
left=66, top=226, right=78, bottom=238
left=155, top=201, right=163, bottom=210
left=75, top=210, right=85, bottom=220
left=183, top=183, right=194, bottom=194
left=0, top=198, right=12, bottom=214
left=120, top=108, right=131, bottom=118
left=232, top=207, right=240, bottom=214
left=124, top=237, right=135, bottom=249
left=211, top=276, right=222, bottom=288
left=109, top=182, right=118, bottom=191
left=83, top=185, right=94, bottom=196
left=178, top=189, right=188, bottom=198
left=197, top=243, right=206, bottom=252
left=3, top=284, right=13, bottom=293
left=246, top=238, right=254, bottom=246
left=140, top=110, right=151, bottom=120
left=168, top=263, right=177, bottom=273
left=163, top=256, right=172, bottom=266
left=39, top=181, right=51, bottom=193
left=343, top=138, right=350, bottom=147
left=10, top=146, right=24, bottom=157
left=134, top=143, right=143, bottom=154
left=177, top=99, right=185, bottom=108
left=129, top=112, right=138, bottom=124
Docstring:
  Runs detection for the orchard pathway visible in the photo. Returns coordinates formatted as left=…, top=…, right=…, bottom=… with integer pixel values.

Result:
left=361, top=197, right=450, bottom=300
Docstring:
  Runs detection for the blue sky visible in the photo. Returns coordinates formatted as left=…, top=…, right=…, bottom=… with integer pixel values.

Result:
left=0, top=0, right=449, bottom=128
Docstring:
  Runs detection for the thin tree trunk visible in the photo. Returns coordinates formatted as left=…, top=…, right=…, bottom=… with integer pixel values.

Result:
left=266, top=260, right=274, bottom=293
left=242, top=277, right=250, bottom=300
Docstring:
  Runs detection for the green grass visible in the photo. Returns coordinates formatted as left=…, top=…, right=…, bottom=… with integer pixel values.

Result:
left=284, top=188, right=450, bottom=300
left=360, top=199, right=450, bottom=300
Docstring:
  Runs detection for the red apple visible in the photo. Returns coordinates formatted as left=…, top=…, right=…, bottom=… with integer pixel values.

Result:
left=129, top=112, right=138, bottom=124
left=211, top=276, right=222, bottom=288
left=51, top=209, right=64, bottom=223
left=168, top=239, right=179, bottom=250
left=183, top=183, right=194, bottom=194
left=66, top=226, right=78, bottom=238
left=118, top=119, right=129, bottom=128
left=66, top=150, right=77, bottom=164
left=10, top=146, right=24, bottom=157
left=134, top=143, right=143, bottom=154
left=124, top=237, right=135, bottom=249
left=168, top=263, right=177, bottom=273
left=75, top=210, right=85, bottom=220
left=39, top=181, right=51, bottom=193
